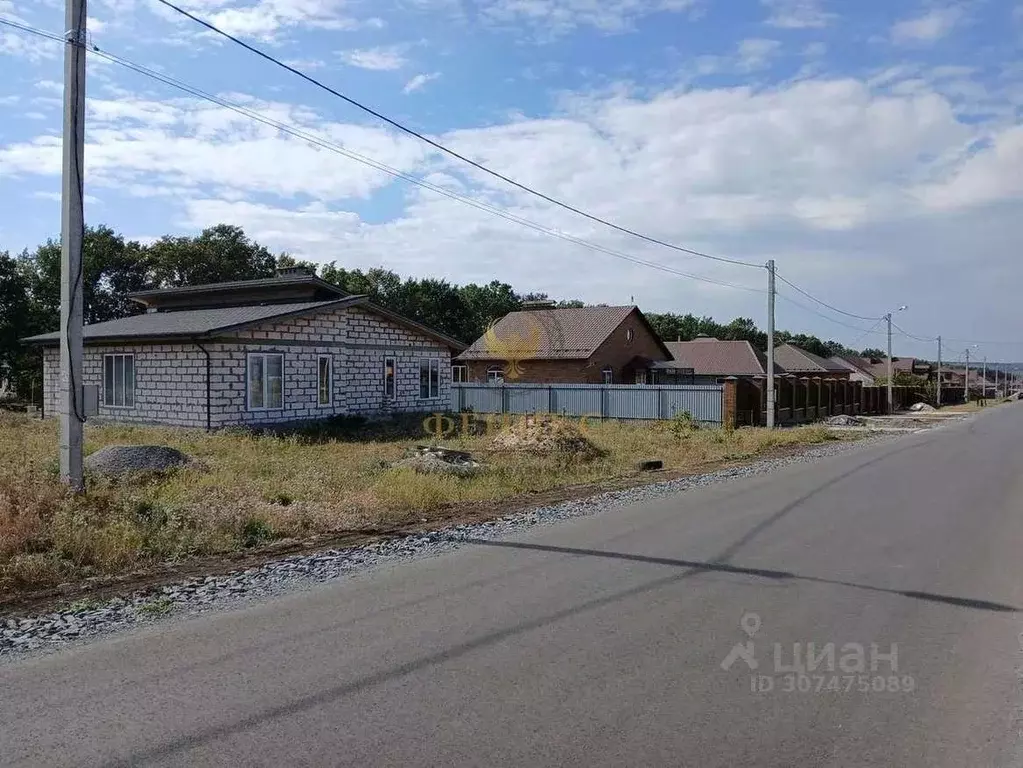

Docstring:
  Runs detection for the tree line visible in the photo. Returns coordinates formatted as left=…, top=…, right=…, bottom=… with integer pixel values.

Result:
left=0, top=223, right=875, bottom=400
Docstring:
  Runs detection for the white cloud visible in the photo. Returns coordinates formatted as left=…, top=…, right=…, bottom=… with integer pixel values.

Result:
left=762, top=0, right=834, bottom=29
left=0, top=29, right=59, bottom=62
left=151, top=0, right=369, bottom=41
left=736, top=38, right=782, bottom=72
left=470, top=0, right=700, bottom=37
left=4, top=69, right=1023, bottom=355
left=891, top=6, right=963, bottom=45
left=340, top=45, right=408, bottom=71
left=403, top=72, right=441, bottom=94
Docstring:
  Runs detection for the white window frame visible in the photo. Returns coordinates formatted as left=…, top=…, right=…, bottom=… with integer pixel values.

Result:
left=635, top=369, right=648, bottom=385
left=452, top=364, right=468, bottom=383
left=420, top=358, right=441, bottom=399
left=601, top=367, right=613, bottom=385
left=317, top=354, right=333, bottom=407
left=487, top=366, right=505, bottom=385
left=383, top=357, right=396, bottom=400
left=103, top=353, right=135, bottom=408
left=247, top=352, right=285, bottom=411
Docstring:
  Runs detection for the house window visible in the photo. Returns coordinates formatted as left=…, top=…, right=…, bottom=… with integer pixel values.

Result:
left=103, top=353, right=135, bottom=408
left=635, top=369, right=648, bottom=385
left=247, top=353, right=284, bottom=411
left=317, top=355, right=332, bottom=406
left=452, top=364, right=468, bottom=383
left=487, top=366, right=504, bottom=385
left=420, top=358, right=440, bottom=399
left=602, top=366, right=613, bottom=384
left=626, top=328, right=635, bottom=343
left=383, top=357, right=396, bottom=400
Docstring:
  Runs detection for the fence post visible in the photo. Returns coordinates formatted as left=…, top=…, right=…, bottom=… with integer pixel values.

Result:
left=547, top=385, right=553, bottom=415
left=722, top=377, right=738, bottom=429
left=502, top=383, right=508, bottom=415
left=601, top=386, right=608, bottom=419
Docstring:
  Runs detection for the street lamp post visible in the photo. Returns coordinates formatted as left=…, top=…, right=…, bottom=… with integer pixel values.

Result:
left=885, top=305, right=907, bottom=414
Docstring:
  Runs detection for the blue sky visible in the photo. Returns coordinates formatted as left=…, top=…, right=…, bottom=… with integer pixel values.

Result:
left=2, top=0, right=1023, bottom=359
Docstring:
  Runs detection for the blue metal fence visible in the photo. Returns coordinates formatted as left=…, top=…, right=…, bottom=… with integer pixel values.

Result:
left=450, top=383, right=723, bottom=423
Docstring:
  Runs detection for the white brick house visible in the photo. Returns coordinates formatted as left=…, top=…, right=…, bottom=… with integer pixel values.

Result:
left=25, top=269, right=465, bottom=429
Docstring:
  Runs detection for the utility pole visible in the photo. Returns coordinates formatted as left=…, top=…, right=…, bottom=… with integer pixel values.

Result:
left=886, top=312, right=893, bottom=413
left=982, top=357, right=987, bottom=401
left=964, top=348, right=971, bottom=403
left=936, top=336, right=942, bottom=408
left=59, top=0, right=87, bottom=490
left=765, top=259, right=776, bottom=429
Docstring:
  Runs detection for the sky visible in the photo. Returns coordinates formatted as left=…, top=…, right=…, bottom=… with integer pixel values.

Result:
left=1, top=0, right=1022, bottom=361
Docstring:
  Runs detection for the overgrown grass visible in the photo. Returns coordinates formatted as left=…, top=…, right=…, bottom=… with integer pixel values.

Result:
left=0, top=412, right=841, bottom=595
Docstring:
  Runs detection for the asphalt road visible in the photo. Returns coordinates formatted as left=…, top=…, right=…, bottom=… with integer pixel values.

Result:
left=3, top=409, right=1023, bottom=767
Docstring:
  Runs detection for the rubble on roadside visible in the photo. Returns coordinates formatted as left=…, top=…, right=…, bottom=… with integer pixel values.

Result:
left=491, top=415, right=604, bottom=459
left=392, top=445, right=485, bottom=478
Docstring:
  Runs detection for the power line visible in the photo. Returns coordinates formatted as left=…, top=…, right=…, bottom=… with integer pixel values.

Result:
left=849, top=317, right=886, bottom=349
left=774, top=271, right=881, bottom=322
left=775, top=291, right=884, bottom=334
left=890, top=321, right=934, bottom=343
left=0, top=17, right=766, bottom=295
left=152, top=0, right=763, bottom=271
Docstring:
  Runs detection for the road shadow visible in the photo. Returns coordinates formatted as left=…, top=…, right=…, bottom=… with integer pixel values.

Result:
left=462, top=538, right=1020, bottom=614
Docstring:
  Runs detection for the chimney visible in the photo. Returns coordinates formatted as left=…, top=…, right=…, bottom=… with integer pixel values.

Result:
left=276, top=265, right=314, bottom=278
left=521, top=299, right=556, bottom=309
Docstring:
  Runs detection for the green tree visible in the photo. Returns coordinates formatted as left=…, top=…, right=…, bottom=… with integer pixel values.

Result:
left=860, top=348, right=885, bottom=359
left=23, top=225, right=152, bottom=329
left=148, top=224, right=277, bottom=287
left=0, top=251, right=39, bottom=398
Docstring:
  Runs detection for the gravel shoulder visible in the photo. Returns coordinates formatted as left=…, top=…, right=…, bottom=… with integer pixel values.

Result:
left=0, top=432, right=903, bottom=661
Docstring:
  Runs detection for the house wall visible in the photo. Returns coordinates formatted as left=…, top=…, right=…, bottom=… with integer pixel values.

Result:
left=214, top=306, right=451, bottom=426
left=459, top=309, right=667, bottom=385
left=41, top=305, right=453, bottom=429
left=41, top=343, right=208, bottom=428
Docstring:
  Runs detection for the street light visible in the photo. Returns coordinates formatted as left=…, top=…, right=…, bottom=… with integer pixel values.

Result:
left=886, top=305, right=908, bottom=413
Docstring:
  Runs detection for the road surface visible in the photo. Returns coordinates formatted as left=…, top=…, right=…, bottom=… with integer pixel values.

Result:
left=3, top=408, right=1023, bottom=767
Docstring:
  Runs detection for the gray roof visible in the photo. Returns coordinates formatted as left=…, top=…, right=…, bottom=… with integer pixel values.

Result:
left=129, top=273, right=347, bottom=301
left=23, top=300, right=358, bottom=343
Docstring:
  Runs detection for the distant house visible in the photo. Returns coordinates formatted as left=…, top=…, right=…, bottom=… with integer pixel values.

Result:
left=773, top=344, right=851, bottom=379
left=456, top=303, right=689, bottom=385
left=664, top=337, right=778, bottom=385
left=829, top=355, right=878, bottom=384
left=23, top=267, right=465, bottom=429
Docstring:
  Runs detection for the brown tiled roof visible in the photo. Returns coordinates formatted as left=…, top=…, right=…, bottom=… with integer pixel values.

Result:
left=458, top=306, right=665, bottom=360
left=774, top=343, right=849, bottom=374
left=665, top=339, right=776, bottom=376
left=830, top=356, right=878, bottom=379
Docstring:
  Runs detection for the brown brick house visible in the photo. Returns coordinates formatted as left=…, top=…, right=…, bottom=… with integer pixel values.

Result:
left=455, top=303, right=684, bottom=384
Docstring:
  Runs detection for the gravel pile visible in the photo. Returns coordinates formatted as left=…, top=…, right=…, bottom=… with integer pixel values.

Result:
left=393, top=446, right=486, bottom=478
left=1, top=434, right=895, bottom=659
left=84, top=445, right=192, bottom=478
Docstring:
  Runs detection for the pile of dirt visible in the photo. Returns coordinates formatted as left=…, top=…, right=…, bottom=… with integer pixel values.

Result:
left=393, top=446, right=485, bottom=478
left=84, top=445, right=193, bottom=478
left=491, top=416, right=604, bottom=459
left=825, top=415, right=866, bottom=427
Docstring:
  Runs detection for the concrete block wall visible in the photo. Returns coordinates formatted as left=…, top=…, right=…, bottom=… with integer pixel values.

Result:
left=41, top=344, right=207, bottom=428
left=214, top=305, right=451, bottom=426
left=41, top=305, right=454, bottom=429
